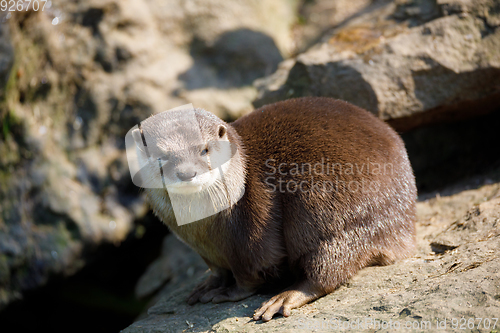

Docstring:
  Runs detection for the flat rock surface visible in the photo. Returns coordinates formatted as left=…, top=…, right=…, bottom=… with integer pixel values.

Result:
left=123, top=178, right=500, bottom=332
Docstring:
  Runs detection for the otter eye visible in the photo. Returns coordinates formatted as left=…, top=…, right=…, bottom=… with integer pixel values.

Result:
left=201, top=148, right=208, bottom=156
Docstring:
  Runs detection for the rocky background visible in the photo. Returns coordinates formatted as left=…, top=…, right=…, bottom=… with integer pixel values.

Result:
left=0, top=0, right=499, bottom=332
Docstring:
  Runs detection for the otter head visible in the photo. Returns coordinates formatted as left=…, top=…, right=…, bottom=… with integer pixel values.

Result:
left=128, top=107, right=245, bottom=224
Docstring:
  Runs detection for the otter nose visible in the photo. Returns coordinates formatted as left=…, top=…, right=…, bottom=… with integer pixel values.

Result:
left=177, top=171, right=197, bottom=181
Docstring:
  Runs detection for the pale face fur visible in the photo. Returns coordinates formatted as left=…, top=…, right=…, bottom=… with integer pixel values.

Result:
left=131, top=108, right=245, bottom=225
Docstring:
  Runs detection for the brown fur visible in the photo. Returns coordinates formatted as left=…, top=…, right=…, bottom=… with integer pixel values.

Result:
left=144, top=97, right=417, bottom=321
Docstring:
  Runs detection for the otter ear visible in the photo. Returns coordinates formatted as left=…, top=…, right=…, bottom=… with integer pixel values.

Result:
left=218, top=125, right=227, bottom=139
left=131, top=128, right=146, bottom=152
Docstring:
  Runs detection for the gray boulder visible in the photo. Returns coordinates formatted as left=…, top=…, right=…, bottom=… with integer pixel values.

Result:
left=254, top=0, right=500, bottom=131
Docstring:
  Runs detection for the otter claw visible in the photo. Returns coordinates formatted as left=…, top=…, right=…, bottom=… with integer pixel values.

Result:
left=253, top=287, right=319, bottom=321
left=253, top=294, right=291, bottom=322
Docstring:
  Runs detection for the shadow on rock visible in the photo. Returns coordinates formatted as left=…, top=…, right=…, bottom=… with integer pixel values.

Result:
left=282, top=60, right=379, bottom=113
left=178, top=28, right=283, bottom=90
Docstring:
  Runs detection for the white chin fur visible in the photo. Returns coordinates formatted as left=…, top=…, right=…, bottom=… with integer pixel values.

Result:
left=167, top=184, right=204, bottom=194
left=166, top=176, right=216, bottom=194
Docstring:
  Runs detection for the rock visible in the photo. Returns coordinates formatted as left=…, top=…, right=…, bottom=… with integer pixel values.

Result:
left=291, top=0, right=373, bottom=54
left=430, top=198, right=500, bottom=251
left=123, top=175, right=500, bottom=332
left=254, top=0, right=500, bottom=132
left=0, top=17, right=14, bottom=99
left=179, top=28, right=284, bottom=89
left=134, top=235, right=205, bottom=300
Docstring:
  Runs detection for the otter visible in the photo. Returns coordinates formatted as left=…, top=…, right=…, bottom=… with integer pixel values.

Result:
left=129, top=97, right=417, bottom=322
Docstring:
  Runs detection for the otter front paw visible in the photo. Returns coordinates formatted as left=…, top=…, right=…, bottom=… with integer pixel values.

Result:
left=213, top=284, right=256, bottom=303
left=200, top=284, right=255, bottom=304
left=187, top=274, right=228, bottom=305
left=253, top=284, right=323, bottom=322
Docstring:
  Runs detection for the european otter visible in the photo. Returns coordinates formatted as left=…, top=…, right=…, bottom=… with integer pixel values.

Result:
left=128, top=97, right=417, bottom=322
